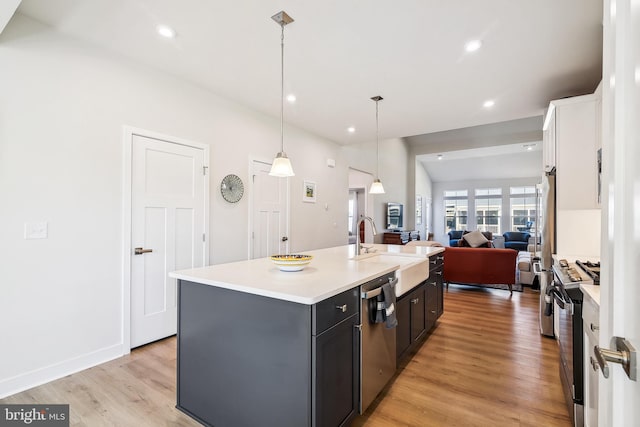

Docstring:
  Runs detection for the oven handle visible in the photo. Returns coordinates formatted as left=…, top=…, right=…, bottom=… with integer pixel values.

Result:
left=551, top=289, right=564, bottom=309
left=552, top=288, right=574, bottom=315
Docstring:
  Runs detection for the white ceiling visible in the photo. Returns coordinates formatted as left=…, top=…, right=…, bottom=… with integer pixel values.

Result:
left=418, top=142, right=543, bottom=182
left=11, top=0, right=603, bottom=146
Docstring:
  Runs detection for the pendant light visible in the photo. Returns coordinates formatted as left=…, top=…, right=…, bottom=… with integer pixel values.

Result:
left=369, top=96, right=385, bottom=194
left=269, top=11, right=295, bottom=177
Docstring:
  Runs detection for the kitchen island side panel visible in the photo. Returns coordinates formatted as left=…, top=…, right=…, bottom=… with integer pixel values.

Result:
left=177, top=280, right=312, bottom=427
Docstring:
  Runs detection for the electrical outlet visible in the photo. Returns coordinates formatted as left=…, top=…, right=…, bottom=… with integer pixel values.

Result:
left=24, top=221, right=48, bottom=239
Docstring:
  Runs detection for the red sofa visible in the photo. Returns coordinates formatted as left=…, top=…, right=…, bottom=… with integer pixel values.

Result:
left=443, top=247, right=518, bottom=293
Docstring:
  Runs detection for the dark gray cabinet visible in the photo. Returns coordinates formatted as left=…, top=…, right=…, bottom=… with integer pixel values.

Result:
left=395, top=282, right=426, bottom=361
left=429, top=253, right=444, bottom=319
left=177, top=280, right=360, bottom=427
left=409, top=286, right=427, bottom=343
left=396, top=252, right=445, bottom=363
left=395, top=292, right=411, bottom=360
left=313, top=313, right=359, bottom=427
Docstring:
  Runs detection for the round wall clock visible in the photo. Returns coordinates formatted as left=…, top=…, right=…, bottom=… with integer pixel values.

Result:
left=220, top=174, right=244, bottom=203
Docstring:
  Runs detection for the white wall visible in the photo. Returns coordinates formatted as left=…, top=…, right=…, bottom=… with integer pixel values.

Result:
left=343, top=138, right=410, bottom=242
left=0, top=14, right=350, bottom=397
left=432, top=177, right=540, bottom=245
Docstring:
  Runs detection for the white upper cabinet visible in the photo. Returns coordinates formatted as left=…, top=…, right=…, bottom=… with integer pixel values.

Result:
left=542, top=104, right=557, bottom=173
left=545, top=93, right=601, bottom=210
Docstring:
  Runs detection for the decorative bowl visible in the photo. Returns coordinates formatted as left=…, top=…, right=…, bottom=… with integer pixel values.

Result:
left=270, top=254, right=313, bottom=272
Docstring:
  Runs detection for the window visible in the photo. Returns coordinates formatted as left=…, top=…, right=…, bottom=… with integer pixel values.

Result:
left=475, top=188, right=502, bottom=233
left=444, top=190, right=468, bottom=232
left=510, top=186, right=537, bottom=232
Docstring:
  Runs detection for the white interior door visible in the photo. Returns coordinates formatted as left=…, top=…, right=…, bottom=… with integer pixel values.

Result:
left=251, top=160, right=288, bottom=259
left=131, top=134, right=206, bottom=348
left=600, top=1, right=640, bottom=424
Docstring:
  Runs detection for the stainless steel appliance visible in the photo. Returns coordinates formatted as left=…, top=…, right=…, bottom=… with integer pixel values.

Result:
left=538, top=171, right=556, bottom=337
left=549, top=259, right=599, bottom=427
left=360, top=273, right=397, bottom=413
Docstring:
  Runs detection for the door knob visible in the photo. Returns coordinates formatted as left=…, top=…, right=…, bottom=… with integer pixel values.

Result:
left=281, top=236, right=288, bottom=242
left=134, top=247, right=153, bottom=255
left=595, top=336, right=637, bottom=381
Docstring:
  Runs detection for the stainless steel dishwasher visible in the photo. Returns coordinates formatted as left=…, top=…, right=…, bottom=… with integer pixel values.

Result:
left=359, top=272, right=397, bottom=413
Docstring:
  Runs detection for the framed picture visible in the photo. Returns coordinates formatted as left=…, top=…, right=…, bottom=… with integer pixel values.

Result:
left=303, top=180, right=316, bottom=203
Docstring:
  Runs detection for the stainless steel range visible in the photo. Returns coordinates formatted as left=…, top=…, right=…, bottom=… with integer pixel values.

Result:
left=548, top=259, right=599, bottom=427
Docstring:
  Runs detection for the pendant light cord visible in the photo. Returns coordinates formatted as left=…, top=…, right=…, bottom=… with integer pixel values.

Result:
left=376, top=99, right=379, bottom=177
left=280, top=24, right=285, bottom=153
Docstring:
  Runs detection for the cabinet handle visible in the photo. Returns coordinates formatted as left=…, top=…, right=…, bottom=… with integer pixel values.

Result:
left=430, top=310, right=437, bottom=314
left=429, top=259, right=437, bottom=265
left=411, top=298, right=419, bottom=304
left=336, top=304, right=347, bottom=313
left=435, top=271, right=443, bottom=276
left=590, top=323, right=599, bottom=332
left=436, top=256, right=444, bottom=261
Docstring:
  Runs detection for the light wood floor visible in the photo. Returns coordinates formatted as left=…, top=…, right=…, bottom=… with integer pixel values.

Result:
left=2, top=285, right=570, bottom=427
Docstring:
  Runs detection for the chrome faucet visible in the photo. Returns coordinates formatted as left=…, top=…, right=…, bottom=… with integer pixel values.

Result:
left=356, top=216, right=378, bottom=256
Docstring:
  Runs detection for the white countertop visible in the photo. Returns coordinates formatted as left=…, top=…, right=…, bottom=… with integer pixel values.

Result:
left=580, top=284, right=600, bottom=307
left=169, top=244, right=445, bottom=305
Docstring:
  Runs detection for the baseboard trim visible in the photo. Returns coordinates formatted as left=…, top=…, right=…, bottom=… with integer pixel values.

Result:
left=0, top=343, right=125, bottom=399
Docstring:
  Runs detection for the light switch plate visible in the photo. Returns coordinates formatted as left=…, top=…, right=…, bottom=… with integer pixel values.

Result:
left=24, top=221, right=48, bottom=239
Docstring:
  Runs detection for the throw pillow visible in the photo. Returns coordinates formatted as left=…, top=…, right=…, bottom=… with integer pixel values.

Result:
left=463, top=230, right=489, bottom=248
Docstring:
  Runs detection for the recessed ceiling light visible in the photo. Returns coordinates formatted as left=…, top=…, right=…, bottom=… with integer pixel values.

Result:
left=523, top=143, right=536, bottom=151
left=483, top=100, right=495, bottom=108
left=465, top=40, right=482, bottom=52
left=286, top=94, right=296, bottom=103
left=437, top=154, right=444, bottom=160
left=157, top=25, right=176, bottom=38
left=347, top=126, right=356, bottom=133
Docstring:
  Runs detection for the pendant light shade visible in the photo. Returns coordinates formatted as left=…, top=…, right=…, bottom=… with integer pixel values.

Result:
left=369, top=96, right=385, bottom=194
left=369, top=179, right=385, bottom=194
left=270, top=152, right=294, bottom=177
left=269, top=11, right=295, bottom=177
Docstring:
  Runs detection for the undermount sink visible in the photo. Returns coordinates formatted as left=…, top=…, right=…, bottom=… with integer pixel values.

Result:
left=358, top=254, right=429, bottom=297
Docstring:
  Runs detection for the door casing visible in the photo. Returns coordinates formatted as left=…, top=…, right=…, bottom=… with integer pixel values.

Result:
left=122, top=126, right=210, bottom=352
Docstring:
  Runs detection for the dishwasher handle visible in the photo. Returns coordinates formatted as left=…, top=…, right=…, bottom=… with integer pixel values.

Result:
left=361, top=277, right=398, bottom=300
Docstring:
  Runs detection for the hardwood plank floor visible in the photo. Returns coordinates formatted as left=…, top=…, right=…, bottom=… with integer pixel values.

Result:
left=354, top=285, right=571, bottom=427
left=1, top=285, right=570, bottom=426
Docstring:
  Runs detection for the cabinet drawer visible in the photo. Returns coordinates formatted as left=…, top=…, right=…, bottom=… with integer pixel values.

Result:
left=313, top=288, right=359, bottom=335
left=428, top=254, right=444, bottom=272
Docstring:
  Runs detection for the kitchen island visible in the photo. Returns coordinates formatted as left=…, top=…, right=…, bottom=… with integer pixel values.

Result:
left=169, top=244, right=444, bottom=427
